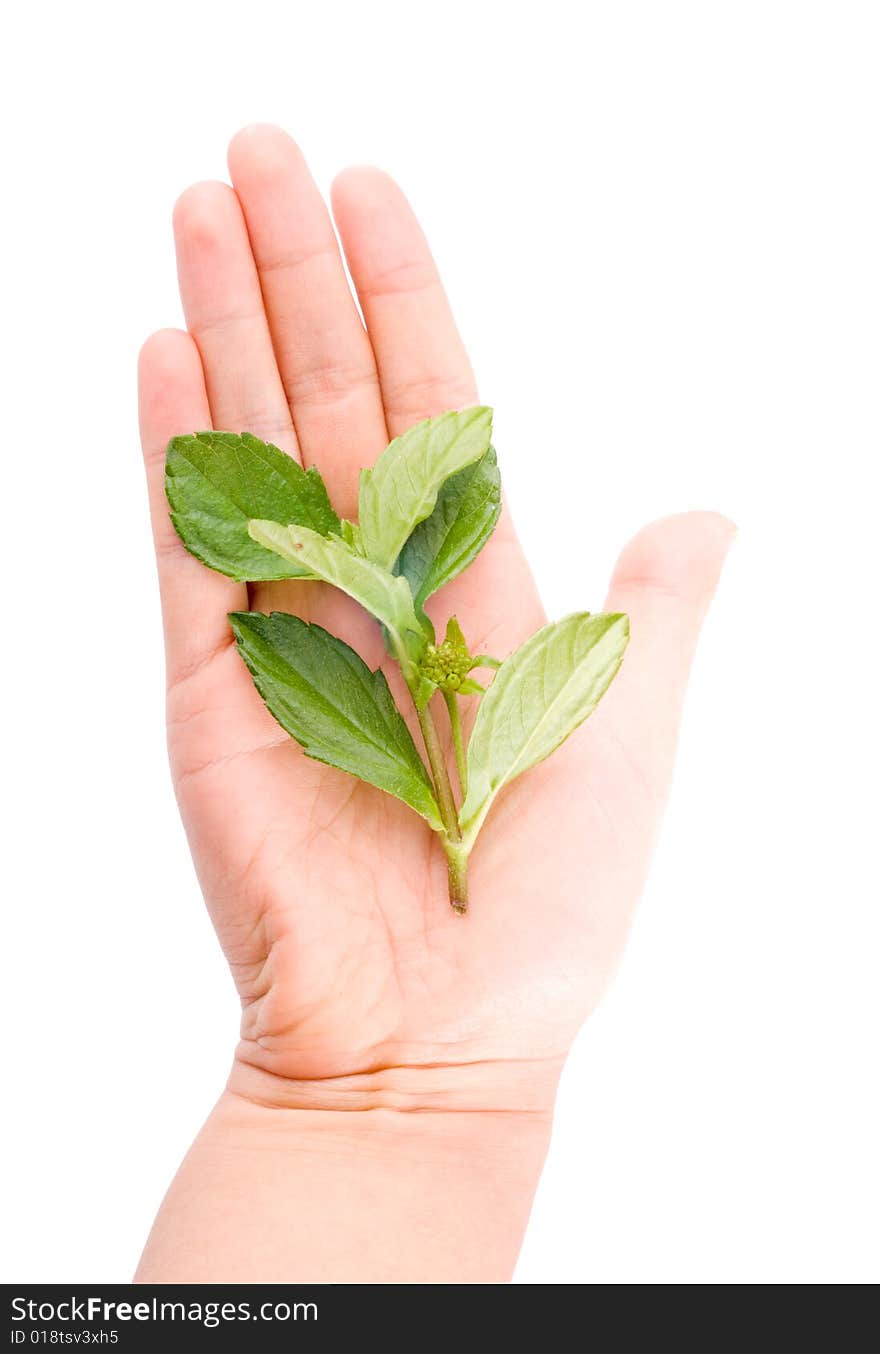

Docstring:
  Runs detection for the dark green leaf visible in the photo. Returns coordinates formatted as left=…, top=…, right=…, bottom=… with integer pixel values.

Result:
left=397, top=448, right=501, bottom=608
left=166, top=431, right=340, bottom=581
left=229, top=612, right=442, bottom=829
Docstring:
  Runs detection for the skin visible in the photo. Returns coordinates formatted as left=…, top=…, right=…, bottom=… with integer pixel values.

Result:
left=136, top=125, right=735, bottom=1283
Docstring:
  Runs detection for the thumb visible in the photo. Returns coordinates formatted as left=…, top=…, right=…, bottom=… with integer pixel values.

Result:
left=598, top=511, right=736, bottom=799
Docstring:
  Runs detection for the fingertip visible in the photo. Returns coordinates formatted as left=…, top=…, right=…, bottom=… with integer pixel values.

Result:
left=611, top=511, right=737, bottom=605
left=683, top=509, right=738, bottom=542
left=138, top=330, right=208, bottom=464
left=331, top=165, right=409, bottom=225
left=172, top=180, right=240, bottom=251
left=331, top=164, right=397, bottom=199
left=138, top=327, right=201, bottom=388
left=227, top=123, right=305, bottom=181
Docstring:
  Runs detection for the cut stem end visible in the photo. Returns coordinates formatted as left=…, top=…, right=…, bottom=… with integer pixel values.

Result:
left=444, top=841, right=469, bottom=916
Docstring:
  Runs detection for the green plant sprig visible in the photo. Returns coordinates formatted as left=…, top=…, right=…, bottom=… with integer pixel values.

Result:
left=166, top=409, right=629, bottom=914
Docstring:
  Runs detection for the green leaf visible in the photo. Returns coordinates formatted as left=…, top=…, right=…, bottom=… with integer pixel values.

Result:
left=412, top=673, right=437, bottom=713
left=359, top=408, right=493, bottom=570
left=230, top=612, right=442, bottom=829
left=458, top=612, right=630, bottom=843
left=397, top=447, right=501, bottom=608
left=248, top=521, right=426, bottom=665
left=337, top=519, right=364, bottom=554
left=166, top=431, right=340, bottom=581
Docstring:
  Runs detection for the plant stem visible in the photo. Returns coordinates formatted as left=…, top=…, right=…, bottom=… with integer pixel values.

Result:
left=415, top=700, right=470, bottom=915
left=443, top=690, right=467, bottom=800
left=443, top=839, right=469, bottom=916
left=395, top=638, right=470, bottom=915
left=416, top=702, right=460, bottom=839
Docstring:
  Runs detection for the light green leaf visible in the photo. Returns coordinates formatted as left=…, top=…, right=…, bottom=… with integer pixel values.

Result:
left=337, top=519, right=363, bottom=554
left=230, top=612, right=442, bottom=829
left=359, top=408, right=493, bottom=570
left=166, top=431, right=340, bottom=581
left=248, top=520, right=426, bottom=665
left=397, top=447, right=501, bottom=608
left=459, top=612, right=630, bottom=844
left=412, top=674, right=437, bottom=713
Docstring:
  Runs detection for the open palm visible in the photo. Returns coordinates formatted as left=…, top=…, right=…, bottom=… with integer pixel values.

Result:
left=140, top=126, right=732, bottom=1103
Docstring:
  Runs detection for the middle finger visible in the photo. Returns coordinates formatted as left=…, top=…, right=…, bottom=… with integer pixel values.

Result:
left=228, top=125, right=389, bottom=518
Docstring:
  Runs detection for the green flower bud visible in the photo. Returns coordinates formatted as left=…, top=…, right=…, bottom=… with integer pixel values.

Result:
left=417, top=622, right=475, bottom=692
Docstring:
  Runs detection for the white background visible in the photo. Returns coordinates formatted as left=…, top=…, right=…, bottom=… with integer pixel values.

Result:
left=3, top=1, right=877, bottom=1284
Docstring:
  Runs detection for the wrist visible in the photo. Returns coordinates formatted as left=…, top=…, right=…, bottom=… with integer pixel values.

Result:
left=228, top=1046, right=563, bottom=1118
left=219, top=1067, right=556, bottom=1270
left=136, top=1053, right=560, bottom=1283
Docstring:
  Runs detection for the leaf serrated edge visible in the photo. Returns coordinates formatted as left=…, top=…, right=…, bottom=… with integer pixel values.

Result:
left=229, top=612, right=443, bottom=830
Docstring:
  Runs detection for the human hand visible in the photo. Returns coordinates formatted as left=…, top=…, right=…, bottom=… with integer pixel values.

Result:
left=139, top=126, right=733, bottom=1119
